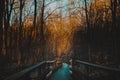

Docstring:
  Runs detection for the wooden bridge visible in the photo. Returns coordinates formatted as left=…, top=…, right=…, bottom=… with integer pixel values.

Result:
left=4, top=59, right=120, bottom=80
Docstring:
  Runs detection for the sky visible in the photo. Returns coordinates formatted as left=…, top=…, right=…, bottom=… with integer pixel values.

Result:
left=10, top=0, right=93, bottom=25
left=25, top=0, right=78, bottom=16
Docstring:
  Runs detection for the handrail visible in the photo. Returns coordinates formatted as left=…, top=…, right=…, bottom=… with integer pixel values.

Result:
left=4, top=60, right=55, bottom=80
left=74, top=60, right=120, bottom=73
left=46, top=60, right=56, bottom=63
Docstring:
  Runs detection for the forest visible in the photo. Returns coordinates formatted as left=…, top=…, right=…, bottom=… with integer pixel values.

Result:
left=0, top=0, right=120, bottom=79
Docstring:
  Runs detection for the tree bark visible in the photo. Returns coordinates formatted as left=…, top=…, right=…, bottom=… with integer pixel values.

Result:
left=0, top=0, right=5, bottom=65
left=84, top=0, right=91, bottom=74
left=34, top=0, right=37, bottom=28
left=110, top=0, right=118, bottom=64
left=19, top=0, right=25, bottom=66
left=40, top=0, right=45, bottom=60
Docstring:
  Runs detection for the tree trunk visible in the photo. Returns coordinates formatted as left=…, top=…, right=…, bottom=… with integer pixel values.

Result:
left=33, top=0, right=37, bottom=39
left=110, top=0, right=118, bottom=64
left=84, top=0, right=91, bottom=74
left=0, top=0, right=5, bottom=66
left=40, top=0, right=45, bottom=60
left=0, top=0, right=5, bottom=76
left=19, top=0, right=24, bottom=66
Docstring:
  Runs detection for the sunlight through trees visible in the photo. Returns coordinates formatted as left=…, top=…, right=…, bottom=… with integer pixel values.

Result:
left=0, top=0, right=120, bottom=79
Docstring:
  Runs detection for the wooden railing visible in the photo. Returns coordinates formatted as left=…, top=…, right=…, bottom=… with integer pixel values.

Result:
left=70, top=59, right=120, bottom=80
left=4, top=60, right=56, bottom=80
left=75, top=60, right=120, bottom=73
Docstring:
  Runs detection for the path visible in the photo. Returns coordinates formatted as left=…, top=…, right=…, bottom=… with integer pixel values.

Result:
left=49, top=63, right=73, bottom=80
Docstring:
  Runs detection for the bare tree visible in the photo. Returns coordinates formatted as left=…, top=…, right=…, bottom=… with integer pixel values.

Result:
left=34, top=0, right=37, bottom=28
left=39, top=0, right=45, bottom=60
left=19, top=0, right=25, bottom=65
left=110, top=0, right=118, bottom=64
left=0, top=0, right=5, bottom=67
